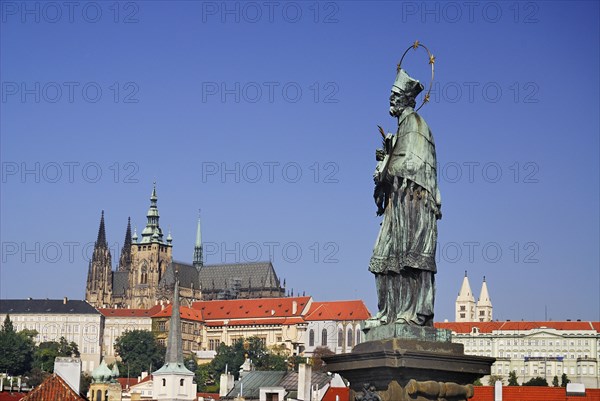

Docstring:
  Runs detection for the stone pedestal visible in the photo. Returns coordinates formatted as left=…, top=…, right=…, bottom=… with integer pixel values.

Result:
left=323, top=335, right=495, bottom=401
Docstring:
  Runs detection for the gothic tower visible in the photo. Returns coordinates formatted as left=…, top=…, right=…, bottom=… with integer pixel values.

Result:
left=455, top=271, right=476, bottom=322
left=128, top=184, right=173, bottom=308
left=117, top=217, right=132, bottom=272
left=193, top=213, right=203, bottom=270
left=476, top=276, right=493, bottom=322
left=85, top=211, right=113, bottom=308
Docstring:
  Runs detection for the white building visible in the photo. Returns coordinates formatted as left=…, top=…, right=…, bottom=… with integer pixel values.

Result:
left=0, top=298, right=103, bottom=372
left=303, top=300, right=371, bottom=355
left=437, top=320, right=600, bottom=388
left=97, top=306, right=160, bottom=363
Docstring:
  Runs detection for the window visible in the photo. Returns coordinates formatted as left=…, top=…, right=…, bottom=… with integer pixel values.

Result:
left=309, top=330, right=315, bottom=347
left=347, top=329, right=353, bottom=348
left=460, top=306, right=466, bottom=311
left=460, top=313, right=465, bottom=319
left=180, top=379, right=185, bottom=386
left=321, top=329, right=328, bottom=346
left=356, top=328, right=361, bottom=345
left=162, top=379, right=166, bottom=387
left=338, top=329, right=343, bottom=347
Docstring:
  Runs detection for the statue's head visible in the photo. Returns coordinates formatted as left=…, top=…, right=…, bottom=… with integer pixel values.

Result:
left=390, top=68, right=424, bottom=117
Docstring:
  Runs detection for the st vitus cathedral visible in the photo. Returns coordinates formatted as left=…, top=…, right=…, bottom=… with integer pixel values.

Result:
left=85, top=185, right=286, bottom=309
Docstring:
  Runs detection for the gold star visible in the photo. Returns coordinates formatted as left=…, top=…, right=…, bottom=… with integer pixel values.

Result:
left=429, top=54, right=435, bottom=65
left=413, top=40, right=419, bottom=49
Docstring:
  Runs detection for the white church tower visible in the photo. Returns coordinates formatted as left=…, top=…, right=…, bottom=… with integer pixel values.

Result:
left=455, top=271, right=476, bottom=322
left=476, top=276, right=493, bottom=322
left=152, top=276, right=196, bottom=401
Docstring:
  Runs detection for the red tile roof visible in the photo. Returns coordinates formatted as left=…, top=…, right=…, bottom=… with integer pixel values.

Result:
left=305, top=300, right=371, bottom=321
left=472, top=386, right=600, bottom=401
left=321, top=387, right=350, bottom=401
left=435, top=321, right=600, bottom=334
left=98, top=304, right=162, bottom=317
left=0, top=392, right=27, bottom=401
left=205, top=317, right=306, bottom=327
left=197, top=392, right=220, bottom=400
left=192, top=297, right=311, bottom=320
left=152, top=305, right=204, bottom=321
left=20, top=374, right=85, bottom=401
left=116, top=375, right=152, bottom=389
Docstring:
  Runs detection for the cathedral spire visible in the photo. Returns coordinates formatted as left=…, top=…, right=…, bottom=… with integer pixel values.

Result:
left=118, top=217, right=132, bottom=271
left=193, top=211, right=203, bottom=270
left=96, top=210, right=107, bottom=248
left=141, top=183, right=165, bottom=244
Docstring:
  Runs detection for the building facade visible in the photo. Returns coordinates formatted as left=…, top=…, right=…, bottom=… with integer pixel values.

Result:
left=97, top=306, right=161, bottom=363
left=85, top=185, right=285, bottom=310
left=436, top=321, right=600, bottom=388
left=303, top=300, right=371, bottom=355
left=0, top=299, right=103, bottom=373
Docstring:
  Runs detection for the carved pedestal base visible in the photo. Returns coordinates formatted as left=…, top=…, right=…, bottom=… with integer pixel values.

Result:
left=323, top=338, right=494, bottom=401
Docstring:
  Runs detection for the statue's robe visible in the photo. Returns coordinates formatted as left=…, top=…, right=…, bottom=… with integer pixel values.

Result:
left=369, top=107, right=441, bottom=326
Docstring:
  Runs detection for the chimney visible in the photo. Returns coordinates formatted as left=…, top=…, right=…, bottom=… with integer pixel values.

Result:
left=54, top=357, right=81, bottom=393
left=63, top=297, right=68, bottom=304
left=494, top=379, right=502, bottom=401
left=298, top=363, right=312, bottom=401
left=141, top=371, right=148, bottom=380
left=219, top=372, right=234, bottom=397
left=292, top=301, right=298, bottom=315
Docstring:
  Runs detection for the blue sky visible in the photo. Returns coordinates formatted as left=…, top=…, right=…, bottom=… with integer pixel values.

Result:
left=1, top=1, right=598, bottom=322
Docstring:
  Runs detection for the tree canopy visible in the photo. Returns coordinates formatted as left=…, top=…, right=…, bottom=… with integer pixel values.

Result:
left=522, top=377, right=548, bottom=386
left=114, top=330, right=165, bottom=378
left=508, top=370, right=519, bottom=386
left=0, top=315, right=36, bottom=376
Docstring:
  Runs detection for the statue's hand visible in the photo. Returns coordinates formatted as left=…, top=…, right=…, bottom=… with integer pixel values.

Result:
left=375, top=148, right=385, bottom=161
left=374, top=182, right=390, bottom=216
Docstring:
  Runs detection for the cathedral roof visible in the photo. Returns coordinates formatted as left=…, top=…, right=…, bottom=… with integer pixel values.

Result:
left=159, top=262, right=201, bottom=290
left=198, top=261, right=281, bottom=291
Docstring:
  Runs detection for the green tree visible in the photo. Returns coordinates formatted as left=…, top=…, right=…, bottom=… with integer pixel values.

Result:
left=114, top=330, right=165, bottom=378
left=523, top=377, right=548, bottom=386
left=310, top=346, right=334, bottom=372
left=0, top=315, right=36, bottom=375
left=487, top=375, right=504, bottom=386
left=33, top=337, right=80, bottom=372
left=195, top=363, right=215, bottom=392
left=552, top=375, right=559, bottom=387
left=561, top=373, right=570, bottom=387
left=80, top=372, right=93, bottom=395
left=508, top=370, right=519, bottom=386
left=210, top=337, right=289, bottom=381
left=473, top=379, right=483, bottom=386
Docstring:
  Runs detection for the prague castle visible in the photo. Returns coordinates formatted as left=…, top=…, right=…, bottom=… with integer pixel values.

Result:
left=85, top=185, right=285, bottom=309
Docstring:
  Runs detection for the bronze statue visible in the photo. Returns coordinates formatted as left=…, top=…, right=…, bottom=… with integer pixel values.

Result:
left=366, top=44, right=441, bottom=328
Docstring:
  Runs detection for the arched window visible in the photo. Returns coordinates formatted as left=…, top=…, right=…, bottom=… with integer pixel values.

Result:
left=180, top=379, right=185, bottom=386
left=309, top=329, right=315, bottom=347
left=347, top=328, right=353, bottom=347
left=356, top=328, right=361, bottom=344
left=338, top=329, right=343, bottom=347
left=96, top=390, right=102, bottom=401
left=162, top=378, right=166, bottom=387
left=321, top=329, right=328, bottom=346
